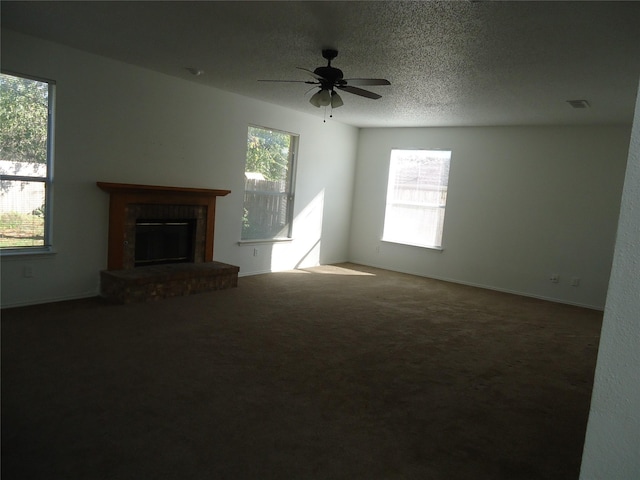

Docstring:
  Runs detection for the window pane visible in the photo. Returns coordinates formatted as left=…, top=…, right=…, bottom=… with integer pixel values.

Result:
left=0, top=74, right=49, bottom=165
left=383, top=149, right=451, bottom=248
left=245, top=126, right=291, bottom=183
left=242, top=126, right=296, bottom=241
left=0, top=180, right=46, bottom=247
left=243, top=190, right=290, bottom=240
left=0, top=160, right=47, bottom=177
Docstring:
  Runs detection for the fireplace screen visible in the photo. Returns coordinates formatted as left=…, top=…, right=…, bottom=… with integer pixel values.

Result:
left=134, top=219, right=196, bottom=267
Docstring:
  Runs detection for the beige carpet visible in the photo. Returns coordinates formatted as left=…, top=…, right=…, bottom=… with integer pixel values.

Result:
left=1, top=263, right=602, bottom=479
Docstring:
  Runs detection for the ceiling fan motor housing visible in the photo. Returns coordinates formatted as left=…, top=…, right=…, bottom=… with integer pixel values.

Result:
left=314, top=66, right=344, bottom=88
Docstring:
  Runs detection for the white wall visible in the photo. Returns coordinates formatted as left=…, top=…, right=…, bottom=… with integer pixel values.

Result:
left=0, top=30, right=359, bottom=307
left=349, top=126, right=630, bottom=309
left=580, top=81, right=640, bottom=479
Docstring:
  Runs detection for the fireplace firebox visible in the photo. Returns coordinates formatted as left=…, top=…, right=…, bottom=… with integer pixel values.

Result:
left=134, top=219, right=196, bottom=267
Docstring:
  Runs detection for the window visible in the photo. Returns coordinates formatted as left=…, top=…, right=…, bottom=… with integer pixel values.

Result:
left=0, top=72, right=55, bottom=253
left=382, top=149, right=451, bottom=249
left=242, top=126, right=297, bottom=241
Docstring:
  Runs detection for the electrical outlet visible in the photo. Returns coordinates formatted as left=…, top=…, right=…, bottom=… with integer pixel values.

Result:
left=253, top=248, right=258, bottom=257
left=550, top=273, right=559, bottom=283
left=571, top=277, right=581, bottom=287
left=23, top=265, right=33, bottom=278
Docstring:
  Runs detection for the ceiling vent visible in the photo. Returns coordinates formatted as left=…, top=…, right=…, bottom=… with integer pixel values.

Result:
left=567, top=99, right=590, bottom=109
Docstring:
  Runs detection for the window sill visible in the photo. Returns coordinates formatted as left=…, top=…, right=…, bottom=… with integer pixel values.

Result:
left=0, top=246, right=56, bottom=257
left=381, top=240, right=444, bottom=251
left=238, top=238, right=293, bottom=246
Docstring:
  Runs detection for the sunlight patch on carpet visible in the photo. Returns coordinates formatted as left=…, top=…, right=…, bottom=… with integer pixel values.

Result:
left=300, top=265, right=376, bottom=276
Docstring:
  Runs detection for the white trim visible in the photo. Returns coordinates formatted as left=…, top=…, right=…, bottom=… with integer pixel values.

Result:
left=237, top=238, right=293, bottom=246
left=381, top=240, right=444, bottom=251
left=0, top=290, right=98, bottom=310
left=0, top=71, right=55, bottom=250
left=355, top=260, right=604, bottom=311
left=0, top=69, right=57, bottom=86
left=0, top=246, right=56, bottom=257
left=238, top=268, right=275, bottom=277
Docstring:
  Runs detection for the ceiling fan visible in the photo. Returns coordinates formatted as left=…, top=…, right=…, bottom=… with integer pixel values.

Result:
left=260, top=49, right=391, bottom=109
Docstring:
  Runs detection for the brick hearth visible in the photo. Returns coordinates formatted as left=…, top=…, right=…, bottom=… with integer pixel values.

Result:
left=101, top=262, right=239, bottom=304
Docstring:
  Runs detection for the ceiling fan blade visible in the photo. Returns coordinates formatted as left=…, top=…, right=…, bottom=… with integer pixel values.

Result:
left=296, top=67, right=327, bottom=81
left=337, top=85, right=383, bottom=100
left=258, top=79, right=318, bottom=84
left=343, top=78, right=391, bottom=86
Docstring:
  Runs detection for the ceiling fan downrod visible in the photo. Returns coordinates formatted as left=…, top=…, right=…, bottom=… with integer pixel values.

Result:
left=322, top=49, right=339, bottom=66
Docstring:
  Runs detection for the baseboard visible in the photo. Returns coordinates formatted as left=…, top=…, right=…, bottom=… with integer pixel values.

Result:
left=238, top=268, right=274, bottom=277
left=352, top=261, right=604, bottom=311
left=1, top=291, right=100, bottom=310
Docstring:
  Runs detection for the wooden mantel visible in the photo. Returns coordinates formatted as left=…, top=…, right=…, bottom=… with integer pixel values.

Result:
left=97, top=182, right=231, bottom=270
left=96, top=182, right=231, bottom=198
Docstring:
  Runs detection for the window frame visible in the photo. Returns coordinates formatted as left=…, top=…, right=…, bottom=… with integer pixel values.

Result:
left=239, top=125, right=298, bottom=243
left=0, top=70, right=55, bottom=256
left=382, top=148, right=452, bottom=250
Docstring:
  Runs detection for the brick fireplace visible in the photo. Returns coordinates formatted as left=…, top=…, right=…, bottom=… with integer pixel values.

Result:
left=97, top=182, right=239, bottom=303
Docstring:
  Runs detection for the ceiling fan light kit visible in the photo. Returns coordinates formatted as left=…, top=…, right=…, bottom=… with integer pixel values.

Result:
left=310, top=89, right=332, bottom=107
left=331, top=91, right=344, bottom=108
left=260, top=49, right=390, bottom=112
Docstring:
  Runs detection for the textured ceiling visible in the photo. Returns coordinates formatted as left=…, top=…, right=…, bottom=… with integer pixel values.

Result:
left=3, top=1, right=640, bottom=128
